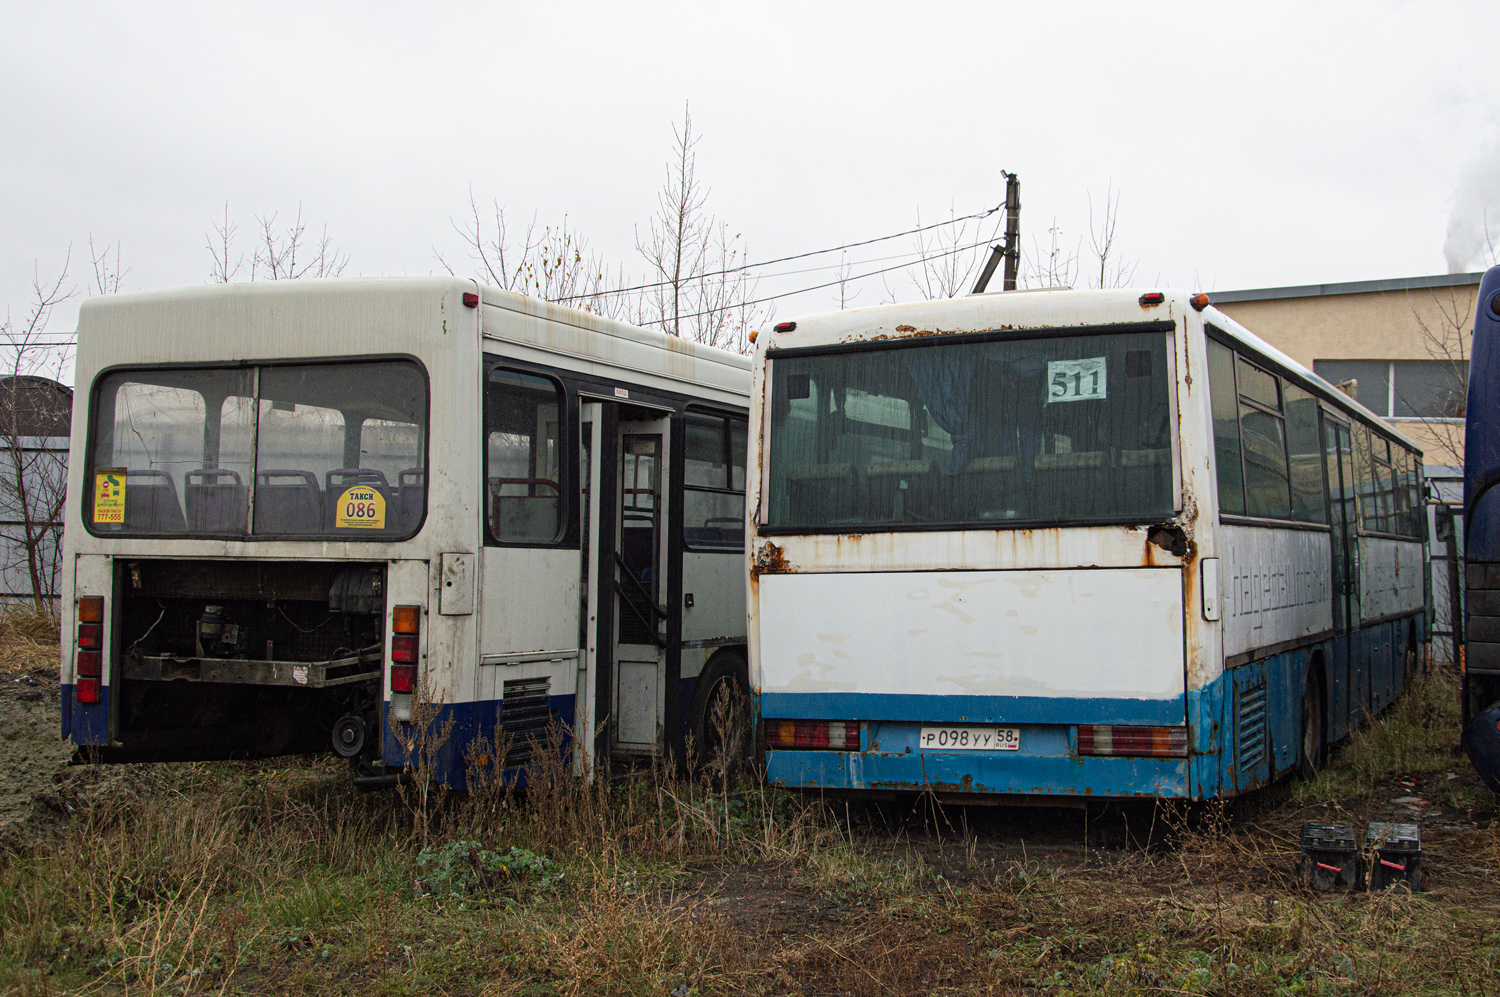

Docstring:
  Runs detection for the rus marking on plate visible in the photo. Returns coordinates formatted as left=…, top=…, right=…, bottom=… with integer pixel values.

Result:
left=919, top=726, right=1021, bottom=751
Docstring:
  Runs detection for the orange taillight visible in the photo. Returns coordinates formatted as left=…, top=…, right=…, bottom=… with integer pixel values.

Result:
left=78, top=596, right=103, bottom=623
left=392, top=605, right=420, bottom=634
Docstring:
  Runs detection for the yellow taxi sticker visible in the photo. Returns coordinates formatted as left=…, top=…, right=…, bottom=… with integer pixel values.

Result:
left=335, top=485, right=385, bottom=529
left=93, top=469, right=126, bottom=524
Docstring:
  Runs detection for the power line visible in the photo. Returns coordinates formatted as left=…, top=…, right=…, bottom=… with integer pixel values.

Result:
left=557, top=202, right=1003, bottom=302
left=664, top=235, right=996, bottom=325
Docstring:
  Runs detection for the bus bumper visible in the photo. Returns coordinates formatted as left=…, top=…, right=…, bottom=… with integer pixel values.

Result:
left=765, top=741, right=1191, bottom=800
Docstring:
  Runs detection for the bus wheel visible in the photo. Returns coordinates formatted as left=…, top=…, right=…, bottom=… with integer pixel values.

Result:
left=1300, top=670, right=1326, bottom=778
left=688, top=651, right=752, bottom=775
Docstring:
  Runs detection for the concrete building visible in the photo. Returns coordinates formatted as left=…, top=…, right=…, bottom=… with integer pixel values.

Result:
left=1211, top=272, right=1483, bottom=466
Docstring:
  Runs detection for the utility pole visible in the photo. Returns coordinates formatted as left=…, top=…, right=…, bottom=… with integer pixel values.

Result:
left=971, top=171, right=1021, bottom=294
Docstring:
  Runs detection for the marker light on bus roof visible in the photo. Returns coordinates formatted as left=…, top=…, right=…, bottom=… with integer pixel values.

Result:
left=1190, top=292, right=1211, bottom=311
left=1138, top=292, right=1165, bottom=307
left=774, top=321, right=797, bottom=333
left=462, top=292, right=479, bottom=308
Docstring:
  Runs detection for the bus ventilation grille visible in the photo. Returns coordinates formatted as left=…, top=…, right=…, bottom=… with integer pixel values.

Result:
left=1237, top=680, right=1268, bottom=774
left=502, top=677, right=553, bottom=765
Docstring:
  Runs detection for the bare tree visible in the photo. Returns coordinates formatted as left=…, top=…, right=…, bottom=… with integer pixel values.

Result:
left=1400, top=288, right=1475, bottom=466
left=0, top=254, right=77, bottom=614
left=207, top=202, right=244, bottom=283
left=1086, top=183, right=1137, bottom=289
left=436, top=187, right=627, bottom=319
left=834, top=250, right=859, bottom=310
left=1023, top=218, right=1080, bottom=289
left=89, top=235, right=128, bottom=295
left=205, top=204, right=348, bottom=282
left=635, top=104, right=764, bottom=352
left=909, top=204, right=1002, bottom=300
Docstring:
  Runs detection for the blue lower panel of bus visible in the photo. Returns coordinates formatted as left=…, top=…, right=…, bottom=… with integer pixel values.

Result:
left=767, top=741, right=1191, bottom=799
left=61, top=683, right=110, bottom=745
left=765, top=613, right=1424, bottom=801
left=381, top=694, right=577, bottom=791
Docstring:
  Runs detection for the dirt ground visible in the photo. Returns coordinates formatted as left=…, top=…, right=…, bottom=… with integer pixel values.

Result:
left=0, top=650, right=73, bottom=845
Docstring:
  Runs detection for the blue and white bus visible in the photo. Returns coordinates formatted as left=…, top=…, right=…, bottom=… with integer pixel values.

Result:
left=746, top=288, right=1425, bottom=801
left=60, top=278, right=752, bottom=787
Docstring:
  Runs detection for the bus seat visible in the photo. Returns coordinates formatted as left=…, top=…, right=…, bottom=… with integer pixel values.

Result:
left=489, top=477, right=559, bottom=541
left=684, top=516, right=744, bottom=549
left=1120, top=448, right=1170, bottom=467
left=1033, top=451, right=1106, bottom=470
left=184, top=468, right=248, bottom=533
left=397, top=468, right=424, bottom=532
left=324, top=468, right=393, bottom=532
left=963, top=456, right=1018, bottom=473
left=123, top=470, right=186, bottom=532
left=253, top=470, right=323, bottom=534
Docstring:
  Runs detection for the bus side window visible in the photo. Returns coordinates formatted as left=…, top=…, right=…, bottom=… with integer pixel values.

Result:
left=1237, top=356, right=1291, bottom=520
left=1206, top=338, right=1245, bottom=516
left=683, top=411, right=746, bottom=551
left=1283, top=382, right=1326, bottom=524
left=486, top=369, right=564, bottom=544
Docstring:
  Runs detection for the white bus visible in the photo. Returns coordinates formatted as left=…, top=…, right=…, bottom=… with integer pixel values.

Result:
left=60, top=278, right=752, bottom=787
left=747, top=289, right=1425, bottom=801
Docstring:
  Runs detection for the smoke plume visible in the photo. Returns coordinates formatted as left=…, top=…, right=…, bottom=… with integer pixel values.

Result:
left=1444, top=138, right=1500, bottom=274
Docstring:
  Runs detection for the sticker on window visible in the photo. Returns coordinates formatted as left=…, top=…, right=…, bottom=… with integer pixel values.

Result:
left=335, top=485, right=386, bottom=529
left=1046, top=357, right=1107, bottom=403
left=93, top=469, right=126, bottom=524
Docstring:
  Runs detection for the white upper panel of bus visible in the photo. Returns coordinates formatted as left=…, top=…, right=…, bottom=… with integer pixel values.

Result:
left=758, top=287, right=1419, bottom=452
left=76, top=277, right=751, bottom=406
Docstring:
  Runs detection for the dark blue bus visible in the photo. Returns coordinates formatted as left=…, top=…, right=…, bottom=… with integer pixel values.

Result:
left=1463, top=263, right=1500, bottom=789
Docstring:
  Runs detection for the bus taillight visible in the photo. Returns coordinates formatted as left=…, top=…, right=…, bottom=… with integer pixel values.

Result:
left=390, top=605, right=420, bottom=694
left=766, top=719, right=860, bottom=750
left=1076, top=725, right=1187, bottom=758
left=76, top=596, right=105, bottom=704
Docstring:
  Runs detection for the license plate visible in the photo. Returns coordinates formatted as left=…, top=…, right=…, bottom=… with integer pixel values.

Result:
left=918, top=726, right=1020, bottom=751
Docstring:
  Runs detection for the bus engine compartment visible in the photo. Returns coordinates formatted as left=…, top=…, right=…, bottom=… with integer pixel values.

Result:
left=107, top=558, right=386, bottom=760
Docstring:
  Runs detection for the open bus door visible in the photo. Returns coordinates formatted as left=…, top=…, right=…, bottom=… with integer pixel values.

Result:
left=580, top=402, right=674, bottom=764
left=1322, top=411, right=1361, bottom=740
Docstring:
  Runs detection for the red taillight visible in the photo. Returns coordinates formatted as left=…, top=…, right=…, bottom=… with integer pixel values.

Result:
left=1077, top=724, right=1187, bottom=758
left=462, top=291, right=479, bottom=308
left=390, top=605, right=420, bottom=694
left=765, top=719, right=860, bottom=750
left=1138, top=291, right=1165, bottom=307
left=75, top=598, right=104, bottom=703
left=77, top=623, right=102, bottom=650
left=392, top=633, right=418, bottom=663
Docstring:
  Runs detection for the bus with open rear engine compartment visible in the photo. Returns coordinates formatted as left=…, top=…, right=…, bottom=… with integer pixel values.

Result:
left=61, top=278, right=751, bottom=787
left=746, top=288, right=1425, bottom=802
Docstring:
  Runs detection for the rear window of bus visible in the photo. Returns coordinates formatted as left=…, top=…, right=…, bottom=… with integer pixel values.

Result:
left=86, top=359, right=428, bottom=539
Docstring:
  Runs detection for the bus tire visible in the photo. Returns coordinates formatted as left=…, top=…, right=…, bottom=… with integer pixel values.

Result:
left=1300, top=666, right=1327, bottom=778
left=688, top=649, right=751, bottom=771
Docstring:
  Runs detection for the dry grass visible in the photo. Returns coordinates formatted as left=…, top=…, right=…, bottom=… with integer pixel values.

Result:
left=0, top=605, right=58, bottom=676
left=1, top=669, right=1496, bottom=995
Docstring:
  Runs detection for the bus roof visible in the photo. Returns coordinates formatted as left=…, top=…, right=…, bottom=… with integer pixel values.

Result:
left=762, top=287, right=1421, bottom=453
left=77, top=277, right=751, bottom=399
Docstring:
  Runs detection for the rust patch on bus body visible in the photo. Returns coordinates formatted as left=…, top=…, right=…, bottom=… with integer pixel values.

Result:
left=750, top=540, right=792, bottom=578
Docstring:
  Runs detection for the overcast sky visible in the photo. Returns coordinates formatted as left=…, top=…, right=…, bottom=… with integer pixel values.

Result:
left=4, top=0, right=1500, bottom=349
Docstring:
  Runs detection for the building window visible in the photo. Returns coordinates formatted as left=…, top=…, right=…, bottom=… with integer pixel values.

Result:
left=1313, top=360, right=1467, bottom=419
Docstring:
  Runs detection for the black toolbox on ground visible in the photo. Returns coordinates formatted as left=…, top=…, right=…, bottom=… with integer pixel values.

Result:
left=1299, top=822, right=1360, bottom=891
left=1365, top=822, right=1422, bottom=892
